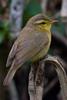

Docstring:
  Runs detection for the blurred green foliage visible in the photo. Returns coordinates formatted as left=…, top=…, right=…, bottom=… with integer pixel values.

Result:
left=0, top=0, right=11, bottom=44
left=0, top=0, right=66, bottom=45
left=0, top=20, right=10, bottom=44
left=23, top=0, right=41, bottom=26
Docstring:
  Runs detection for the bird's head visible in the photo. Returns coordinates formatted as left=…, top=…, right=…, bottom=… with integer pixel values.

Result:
left=26, top=13, right=57, bottom=32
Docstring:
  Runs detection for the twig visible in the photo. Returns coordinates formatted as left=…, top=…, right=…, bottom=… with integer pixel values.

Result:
left=34, top=61, right=45, bottom=100
left=44, top=55, right=67, bottom=100
left=28, top=55, right=67, bottom=100
left=28, top=62, right=45, bottom=100
left=28, top=65, right=36, bottom=100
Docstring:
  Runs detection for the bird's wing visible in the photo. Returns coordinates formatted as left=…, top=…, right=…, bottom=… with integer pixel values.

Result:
left=6, top=40, right=18, bottom=67
left=14, top=30, right=49, bottom=68
left=4, top=28, right=49, bottom=85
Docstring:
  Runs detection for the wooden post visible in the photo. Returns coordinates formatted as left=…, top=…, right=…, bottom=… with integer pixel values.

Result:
left=28, top=62, right=46, bottom=100
left=28, top=55, right=67, bottom=100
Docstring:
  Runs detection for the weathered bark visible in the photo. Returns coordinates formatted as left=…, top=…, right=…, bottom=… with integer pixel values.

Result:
left=28, top=61, right=46, bottom=100
left=28, top=55, right=67, bottom=100
left=44, top=55, right=67, bottom=100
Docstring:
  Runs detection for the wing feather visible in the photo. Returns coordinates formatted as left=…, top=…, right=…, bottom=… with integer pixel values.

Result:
left=6, top=27, right=49, bottom=68
left=15, top=31, right=49, bottom=67
left=4, top=28, right=49, bottom=85
left=6, top=40, right=18, bottom=67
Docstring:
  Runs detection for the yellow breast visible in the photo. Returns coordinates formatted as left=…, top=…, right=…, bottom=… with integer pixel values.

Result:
left=32, top=31, right=51, bottom=62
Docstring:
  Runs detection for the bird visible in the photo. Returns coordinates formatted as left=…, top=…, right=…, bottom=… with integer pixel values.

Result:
left=3, top=13, right=57, bottom=86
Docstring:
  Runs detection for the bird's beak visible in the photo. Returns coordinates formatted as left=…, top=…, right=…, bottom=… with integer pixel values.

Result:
left=51, top=19, right=58, bottom=24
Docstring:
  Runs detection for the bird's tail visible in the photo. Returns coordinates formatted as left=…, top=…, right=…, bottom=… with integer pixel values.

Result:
left=3, top=60, right=18, bottom=86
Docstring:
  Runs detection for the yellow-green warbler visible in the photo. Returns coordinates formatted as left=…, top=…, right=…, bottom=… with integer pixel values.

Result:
left=3, top=13, right=57, bottom=85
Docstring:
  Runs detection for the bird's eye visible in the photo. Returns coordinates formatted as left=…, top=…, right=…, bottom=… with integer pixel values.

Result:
left=41, top=22, right=46, bottom=24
